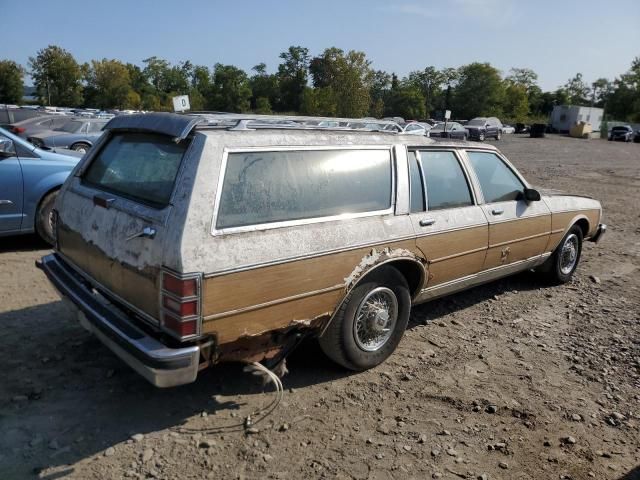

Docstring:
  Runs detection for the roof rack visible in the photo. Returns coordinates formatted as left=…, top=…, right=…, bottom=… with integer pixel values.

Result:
left=186, top=112, right=403, bottom=133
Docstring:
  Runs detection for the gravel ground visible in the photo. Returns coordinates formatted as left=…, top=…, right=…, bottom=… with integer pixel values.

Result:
left=0, top=134, right=638, bottom=480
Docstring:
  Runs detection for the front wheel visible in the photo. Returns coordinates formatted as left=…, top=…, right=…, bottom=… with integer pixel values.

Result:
left=539, top=225, right=583, bottom=284
left=319, top=266, right=411, bottom=371
left=35, top=190, right=58, bottom=245
left=478, top=132, right=485, bottom=141
left=496, top=130, right=502, bottom=140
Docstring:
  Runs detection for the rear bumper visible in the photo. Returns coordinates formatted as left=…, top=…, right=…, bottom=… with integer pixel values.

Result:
left=590, top=223, right=607, bottom=243
left=36, top=253, right=201, bottom=387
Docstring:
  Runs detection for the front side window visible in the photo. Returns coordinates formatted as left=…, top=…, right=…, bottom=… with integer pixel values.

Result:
left=216, top=149, right=392, bottom=229
left=467, top=151, right=524, bottom=203
left=83, top=132, right=189, bottom=208
left=419, top=151, right=473, bottom=210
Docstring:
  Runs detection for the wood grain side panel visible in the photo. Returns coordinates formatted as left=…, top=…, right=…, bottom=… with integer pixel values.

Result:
left=485, top=236, right=549, bottom=265
left=202, top=239, right=416, bottom=316
left=203, top=289, right=343, bottom=344
left=548, top=209, right=600, bottom=251
left=427, top=251, right=487, bottom=285
left=490, top=215, right=550, bottom=246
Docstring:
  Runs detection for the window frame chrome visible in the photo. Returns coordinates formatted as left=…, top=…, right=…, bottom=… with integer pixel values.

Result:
left=210, top=145, right=397, bottom=236
left=411, top=147, right=479, bottom=212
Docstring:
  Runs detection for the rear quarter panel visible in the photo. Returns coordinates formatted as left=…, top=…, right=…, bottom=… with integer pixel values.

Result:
left=542, top=195, right=601, bottom=251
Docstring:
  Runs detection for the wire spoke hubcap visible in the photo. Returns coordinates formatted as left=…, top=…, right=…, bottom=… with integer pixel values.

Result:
left=353, top=287, right=398, bottom=352
left=560, top=233, right=579, bottom=275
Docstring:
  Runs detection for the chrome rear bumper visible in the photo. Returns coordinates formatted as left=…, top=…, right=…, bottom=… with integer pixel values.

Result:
left=590, top=223, right=607, bottom=243
left=37, top=254, right=200, bottom=387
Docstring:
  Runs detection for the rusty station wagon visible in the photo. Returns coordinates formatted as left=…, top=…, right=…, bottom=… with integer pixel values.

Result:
left=38, top=113, right=606, bottom=387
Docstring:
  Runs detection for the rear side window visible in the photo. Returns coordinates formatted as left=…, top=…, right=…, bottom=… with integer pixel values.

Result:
left=467, top=151, right=524, bottom=203
left=419, top=151, right=473, bottom=210
left=83, top=133, right=189, bottom=208
left=216, top=149, right=392, bottom=229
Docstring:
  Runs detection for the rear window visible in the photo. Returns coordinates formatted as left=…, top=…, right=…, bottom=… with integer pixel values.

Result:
left=216, top=149, right=392, bottom=229
left=83, top=133, right=189, bottom=208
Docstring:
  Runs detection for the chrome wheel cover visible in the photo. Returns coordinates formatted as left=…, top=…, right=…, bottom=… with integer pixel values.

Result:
left=560, top=233, right=579, bottom=275
left=353, top=287, right=398, bottom=352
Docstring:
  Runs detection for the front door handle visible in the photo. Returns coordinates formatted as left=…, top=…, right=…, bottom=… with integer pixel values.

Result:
left=419, top=218, right=436, bottom=227
left=491, top=208, right=504, bottom=216
left=126, top=226, right=156, bottom=241
left=0, top=200, right=14, bottom=205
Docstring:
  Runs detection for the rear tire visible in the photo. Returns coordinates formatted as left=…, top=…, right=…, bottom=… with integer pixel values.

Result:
left=539, top=225, right=583, bottom=284
left=71, top=143, right=90, bottom=153
left=319, top=266, right=411, bottom=371
left=35, top=190, right=58, bottom=245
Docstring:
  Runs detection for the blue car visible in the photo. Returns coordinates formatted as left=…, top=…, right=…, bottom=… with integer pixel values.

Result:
left=0, top=127, right=82, bottom=244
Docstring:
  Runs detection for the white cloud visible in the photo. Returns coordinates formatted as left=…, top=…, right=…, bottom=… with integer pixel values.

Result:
left=381, top=0, right=519, bottom=26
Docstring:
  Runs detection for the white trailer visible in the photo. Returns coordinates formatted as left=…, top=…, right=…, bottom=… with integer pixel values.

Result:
left=550, top=105, right=604, bottom=132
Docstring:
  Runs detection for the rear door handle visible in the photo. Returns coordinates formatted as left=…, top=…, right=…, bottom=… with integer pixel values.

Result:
left=491, top=208, right=504, bottom=216
left=419, top=218, right=436, bottom=227
left=0, top=200, right=14, bottom=205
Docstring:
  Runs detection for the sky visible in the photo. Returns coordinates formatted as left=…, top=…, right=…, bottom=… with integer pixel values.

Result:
left=2, top=0, right=639, bottom=91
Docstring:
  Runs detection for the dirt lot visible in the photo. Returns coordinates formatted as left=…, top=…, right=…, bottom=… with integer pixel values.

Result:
left=0, top=134, right=638, bottom=480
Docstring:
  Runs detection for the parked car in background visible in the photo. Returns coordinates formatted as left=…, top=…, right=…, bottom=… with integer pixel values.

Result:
left=515, top=123, right=530, bottom=134
left=37, top=112, right=605, bottom=387
left=429, top=121, right=468, bottom=140
left=402, top=122, right=431, bottom=136
left=501, top=124, right=515, bottom=134
left=465, top=117, right=503, bottom=141
left=634, top=129, right=640, bottom=143
left=6, top=115, right=72, bottom=139
left=28, top=118, right=108, bottom=153
left=608, top=125, right=634, bottom=142
left=0, top=127, right=82, bottom=244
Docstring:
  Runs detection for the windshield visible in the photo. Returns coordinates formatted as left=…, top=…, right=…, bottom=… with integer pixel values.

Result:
left=612, top=126, right=629, bottom=131
left=467, top=118, right=487, bottom=126
left=57, top=121, right=83, bottom=133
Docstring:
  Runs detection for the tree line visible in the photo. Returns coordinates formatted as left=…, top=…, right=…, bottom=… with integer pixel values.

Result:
left=0, top=45, right=639, bottom=122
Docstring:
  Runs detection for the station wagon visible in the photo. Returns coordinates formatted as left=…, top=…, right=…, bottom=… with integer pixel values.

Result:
left=38, top=113, right=605, bottom=387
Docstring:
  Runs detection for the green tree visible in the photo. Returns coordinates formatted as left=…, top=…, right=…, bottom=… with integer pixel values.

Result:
left=309, top=48, right=372, bottom=117
left=0, top=60, right=24, bottom=104
left=277, top=46, right=310, bottom=111
left=503, top=83, right=529, bottom=121
left=590, top=78, right=611, bottom=107
left=208, top=63, right=251, bottom=112
left=385, top=75, right=426, bottom=119
left=505, top=67, right=538, bottom=91
left=606, top=57, right=640, bottom=121
left=300, top=86, right=337, bottom=116
left=250, top=63, right=279, bottom=111
left=29, top=45, right=83, bottom=106
left=563, top=72, right=590, bottom=105
left=452, top=62, right=504, bottom=119
left=254, top=97, right=272, bottom=114
left=84, top=59, right=134, bottom=109
left=369, top=70, right=391, bottom=117
left=407, top=66, right=444, bottom=117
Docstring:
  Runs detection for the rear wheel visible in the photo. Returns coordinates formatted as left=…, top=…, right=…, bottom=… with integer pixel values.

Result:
left=35, top=190, right=58, bottom=245
left=71, top=142, right=90, bottom=153
left=319, top=266, right=411, bottom=370
left=540, top=225, right=583, bottom=284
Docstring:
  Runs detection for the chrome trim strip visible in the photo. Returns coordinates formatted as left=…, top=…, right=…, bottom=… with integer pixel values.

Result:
left=429, top=245, right=487, bottom=264
left=203, top=234, right=418, bottom=278
left=209, top=146, right=396, bottom=236
left=203, top=283, right=344, bottom=321
left=486, top=212, right=550, bottom=225
left=489, top=230, right=551, bottom=249
left=415, top=253, right=551, bottom=303
left=57, top=251, right=160, bottom=327
left=550, top=228, right=564, bottom=234
left=551, top=207, right=601, bottom=214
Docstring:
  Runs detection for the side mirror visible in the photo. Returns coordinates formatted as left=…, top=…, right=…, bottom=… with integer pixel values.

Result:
left=524, top=188, right=541, bottom=202
left=0, top=138, right=15, bottom=158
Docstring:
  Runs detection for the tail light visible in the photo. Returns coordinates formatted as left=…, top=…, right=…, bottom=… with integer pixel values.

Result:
left=159, top=270, right=202, bottom=340
left=11, top=127, right=26, bottom=134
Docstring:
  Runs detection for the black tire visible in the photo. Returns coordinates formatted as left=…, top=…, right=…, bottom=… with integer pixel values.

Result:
left=71, top=142, right=90, bottom=153
left=35, top=190, right=58, bottom=245
left=319, top=266, right=411, bottom=371
left=496, top=130, right=502, bottom=140
left=539, top=225, right=583, bottom=284
left=463, top=134, right=468, bottom=141
left=478, top=132, right=485, bottom=141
